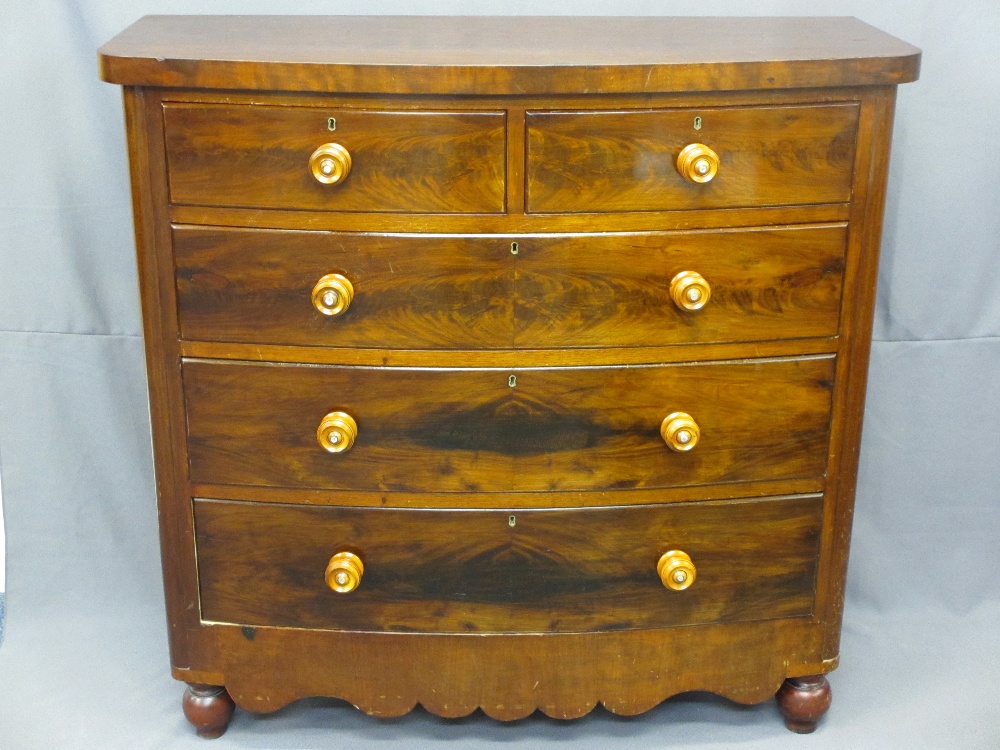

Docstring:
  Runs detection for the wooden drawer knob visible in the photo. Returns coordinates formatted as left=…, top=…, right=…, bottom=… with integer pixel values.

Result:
left=661, top=412, right=700, bottom=452
left=309, top=142, right=352, bottom=185
left=317, top=411, right=358, bottom=453
left=325, top=551, right=364, bottom=593
left=670, top=270, right=711, bottom=311
left=312, top=273, right=354, bottom=316
left=676, top=143, right=719, bottom=183
left=657, top=550, right=696, bottom=591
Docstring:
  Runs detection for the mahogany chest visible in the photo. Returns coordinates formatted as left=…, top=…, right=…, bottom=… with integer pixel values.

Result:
left=98, top=16, right=920, bottom=737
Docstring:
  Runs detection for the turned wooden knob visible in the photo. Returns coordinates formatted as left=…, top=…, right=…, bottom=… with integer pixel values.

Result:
left=317, top=411, right=358, bottom=453
left=309, top=142, right=352, bottom=185
left=657, top=550, right=696, bottom=591
left=660, top=412, right=700, bottom=452
left=311, top=273, right=354, bottom=316
left=325, top=551, right=364, bottom=593
left=676, top=143, right=719, bottom=183
left=670, top=271, right=711, bottom=311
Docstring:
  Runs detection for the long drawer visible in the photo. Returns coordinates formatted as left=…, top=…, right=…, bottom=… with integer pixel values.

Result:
left=194, top=495, right=823, bottom=633
left=183, top=356, right=835, bottom=493
left=174, top=225, right=848, bottom=350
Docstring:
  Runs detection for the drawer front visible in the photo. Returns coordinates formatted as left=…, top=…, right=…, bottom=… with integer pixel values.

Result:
left=194, top=495, right=822, bottom=633
left=526, top=104, right=859, bottom=213
left=174, top=227, right=514, bottom=349
left=174, top=225, right=846, bottom=350
left=184, top=357, right=834, bottom=493
left=163, top=104, right=507, bottom=213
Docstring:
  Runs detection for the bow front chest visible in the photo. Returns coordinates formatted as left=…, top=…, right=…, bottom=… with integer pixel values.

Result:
left=99, top=16, right=919, bottom=738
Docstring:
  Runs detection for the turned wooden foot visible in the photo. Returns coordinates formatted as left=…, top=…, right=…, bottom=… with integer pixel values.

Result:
left=775, top=675, right=832, bottom=733
left=182, top=683, right=235, bottom=739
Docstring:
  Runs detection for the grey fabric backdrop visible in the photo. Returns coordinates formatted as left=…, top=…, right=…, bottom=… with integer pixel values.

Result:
left=1, top=2, right=998, bottom=748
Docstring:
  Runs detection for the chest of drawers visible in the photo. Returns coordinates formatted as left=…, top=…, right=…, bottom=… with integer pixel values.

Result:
left=99, top=16, right=919, bottom=738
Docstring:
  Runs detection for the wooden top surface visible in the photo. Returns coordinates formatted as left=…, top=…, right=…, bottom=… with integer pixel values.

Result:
left=99, top=16, right=920, bottom=94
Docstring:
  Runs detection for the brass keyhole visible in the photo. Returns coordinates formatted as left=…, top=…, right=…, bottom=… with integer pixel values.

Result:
left=508, top=375, right=517, bottom=388
left=327, top=117, right=337, bottom=131
left=508, top=515, right=516, bottom=527
left=510, top=241, right=519, bottom=255
left=693, top=116, right=703, bottom=130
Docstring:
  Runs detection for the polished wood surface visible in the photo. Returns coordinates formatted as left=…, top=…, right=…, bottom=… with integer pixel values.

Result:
left=195, top=495, right=822, bottom=633
left=182, top=684, right=234, bottom=739
left=183, top=356, right=834, bottom=493
left=174, top=228, right=513, bottom=349
left=512, top=226, right=847, bottom=346
left=527, top=104, right=859, bottom=213
left=102, top=15, right=919, bottom=734
left=201, top=618, right=830, bottom=718
left=179, top=337, right=839, bottom=368
left=175, top=224, right=847, bottom=350
left=164, top=104, right=506, bottom=213
left=188, top=480, right=827, bottom=510
left=775, top=675, right=833, bottom=733
left=816, top=86, right=900, bottom=662
left=98, top=16, right=920, bottom=94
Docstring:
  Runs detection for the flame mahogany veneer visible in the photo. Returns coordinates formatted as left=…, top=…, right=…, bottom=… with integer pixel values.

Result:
left=100, top=15, right=919, bottom=737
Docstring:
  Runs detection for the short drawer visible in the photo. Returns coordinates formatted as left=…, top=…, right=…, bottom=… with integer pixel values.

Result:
left=174, top=224, right=846, bottom=350
left=526, top=104, right=859, bottom=213
left=194, top=494, right=822, bottom=633
left=163, top=104, right=506, bottom=213
left=183, top=356, right=835, bottom=493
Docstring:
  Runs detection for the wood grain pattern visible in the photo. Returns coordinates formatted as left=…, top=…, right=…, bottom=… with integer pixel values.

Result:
left=527, top=104, right=859, bottom=213
left=163, top=104, right=506, bottom=213
left=188, top=480, right=827, bottom=509
left=175, top=224, right=847, bottom=350
left=174, top=227, right=513, bottom=349
left=818, top=87, right=900, bottom=661
left=178, top=336, right=839, bottom=368
left=123, top=89, right=206, bottom=669
left=170, top=201, right=852, bottom=233
left=183, top=356, right=834, bottom=493
left=201, top=618, right=828, bottom=718
left=514, top=225, right=847, bottom=346
left=101, top=17, right=920, bottom=732
left=194, top=495, right=822, bottom=633
left=98, top=16, right=920, bottom=94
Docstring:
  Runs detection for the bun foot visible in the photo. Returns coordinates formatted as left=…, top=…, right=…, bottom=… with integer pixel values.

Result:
left=775, top=675, right=832, bottom=733
left=183, top=683, right=235, bottom=739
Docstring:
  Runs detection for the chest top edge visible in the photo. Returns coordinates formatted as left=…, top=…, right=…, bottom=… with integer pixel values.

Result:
left=98, top=16, right=921, bottom=95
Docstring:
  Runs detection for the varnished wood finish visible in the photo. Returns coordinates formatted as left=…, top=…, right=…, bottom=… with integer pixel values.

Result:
left=208, top=618, right=830, bottom=718
left=189, top=482, right=827, bottom=510
left=513, top=226, right=846, bottom=346
left=195, top=495, right=822, bottom=633
left=175, top=224, right=847, bottom=350
left=182, top=683, right=235, bottom=739
left=101, top=16, right=919, bottom=733
left=174, top=228, right=513, bottom=349
left=179, top=336, right=839, bottom=368
left=123, top=89, right=205, bottom=669
left=170, top=201, right=852, bottom=233
left=163, top=104, right=506, bottom=213
left=775, top=675, right=832, bottom=733
left=98, top=16, right=920, bottom=94
left=527, top=104, right=858, bottom=213
left=183, top=356, right=834, bottom=493
left=817, top=87, right=900, bottom=661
